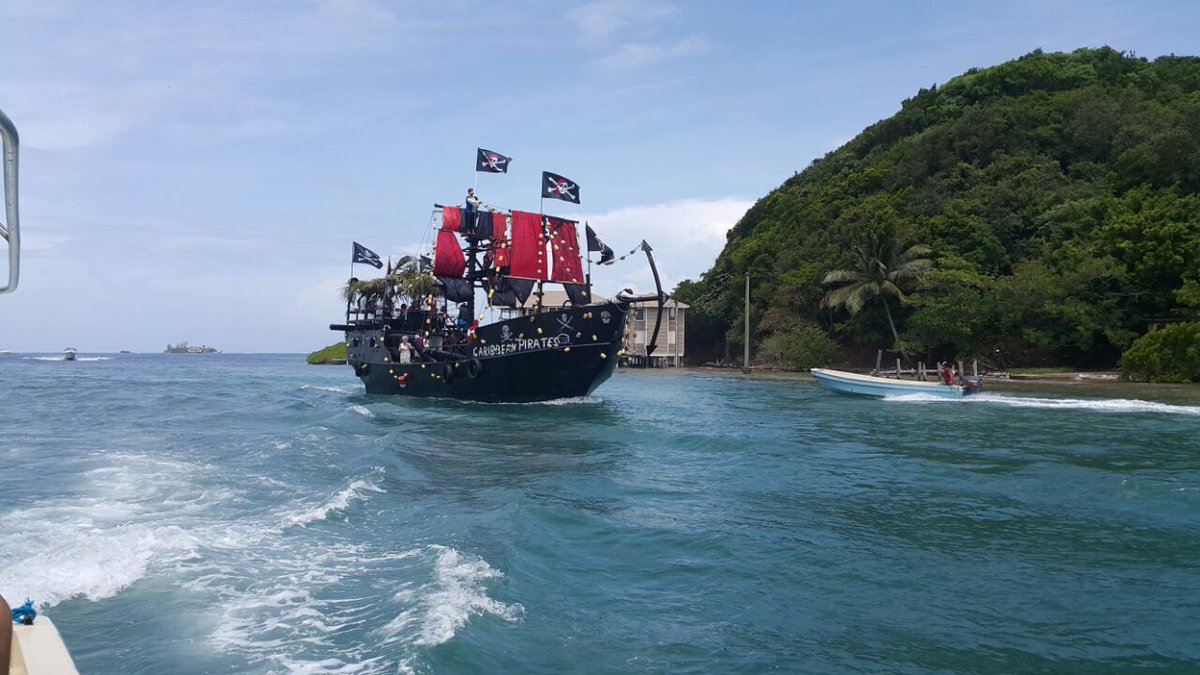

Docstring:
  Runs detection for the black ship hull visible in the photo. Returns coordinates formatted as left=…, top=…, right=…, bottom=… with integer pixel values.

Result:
left=335, top=301, right=629, bottom=402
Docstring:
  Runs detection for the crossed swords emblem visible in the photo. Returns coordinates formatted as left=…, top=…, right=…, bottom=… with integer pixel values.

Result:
left=557, top=313, right=574, bottom=332
left=547, top=178, right=577, bottom=200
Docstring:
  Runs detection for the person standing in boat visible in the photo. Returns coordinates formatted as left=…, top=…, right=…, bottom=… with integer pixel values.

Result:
left=939, top=362, right=956, bottom=385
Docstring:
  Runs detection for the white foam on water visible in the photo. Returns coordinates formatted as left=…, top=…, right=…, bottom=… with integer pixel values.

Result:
left=200, top=542, right=383, bottom=672
left=883, top=392, right=1200, bottom=415
left=974, top=393, right=1200, bottom=415
left=300, top=384, right=360, bottom=395
left=0, top=453, right=216, bottom=607
left=281, top=476, right=386, bottom=529
left=378, top=545, right=525, bottom=649
left=190, top=540, right=452, bottom=674
left=351, top=404, right=375, bottom=418
left=461, top=395, right=604, bottom=406
left=538, top=395, right=603, bottom=406
left=0, top=505, right=200, bottom=607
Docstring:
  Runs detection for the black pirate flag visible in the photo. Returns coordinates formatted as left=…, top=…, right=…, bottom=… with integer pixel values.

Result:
left=542, top=171, right=580, bottom=204
left=352, top=241, right=383, bottom=269
left=476, top=148, right=511, bottom=173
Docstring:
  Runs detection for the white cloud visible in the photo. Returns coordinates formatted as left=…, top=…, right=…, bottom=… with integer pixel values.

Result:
left=567, top=0, right=680, bottom=44
left=594, top=34, right=713, bottom=71
left=582, top=197, right=751, bottom=296
left=567, top=0, right=710, bottom=71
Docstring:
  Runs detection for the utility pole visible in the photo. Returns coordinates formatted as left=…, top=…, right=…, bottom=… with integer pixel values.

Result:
left=743, top=273, right=750, bottom=374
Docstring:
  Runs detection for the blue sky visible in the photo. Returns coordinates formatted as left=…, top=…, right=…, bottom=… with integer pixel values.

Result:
left=2, top=0, right=1197, bottom=352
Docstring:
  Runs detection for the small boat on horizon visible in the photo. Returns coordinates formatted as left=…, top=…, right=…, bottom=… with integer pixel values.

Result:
left=0, top=348, right=12, bottom=356
left=811, top=367, right=983, bottom=399
left=62, top=347, right=77, bottom=361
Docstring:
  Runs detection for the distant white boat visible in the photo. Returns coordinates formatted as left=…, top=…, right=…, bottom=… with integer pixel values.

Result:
left=811, top=367, right=983, bottom=399
left=62, top=347, right=77, bottom=361
left=0, top=348, right=11, bottom=355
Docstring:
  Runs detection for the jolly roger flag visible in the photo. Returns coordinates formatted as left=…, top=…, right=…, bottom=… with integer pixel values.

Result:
left=352, top=242, right=383, bottom=269
left=585, top=224, right=615, bottom=264
left=542, top=171, right=580, bottom=204
left=476, top=148, right=511, bottom=173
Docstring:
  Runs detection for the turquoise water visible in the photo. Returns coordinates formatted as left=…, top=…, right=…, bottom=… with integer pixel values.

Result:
left=1, top=354, right=1198, bottom=674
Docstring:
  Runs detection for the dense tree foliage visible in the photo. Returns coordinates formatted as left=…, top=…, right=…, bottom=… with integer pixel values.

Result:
left=678, top=48, right=1200, bottom=371
left=1119, top=323, right=1200, bottom=382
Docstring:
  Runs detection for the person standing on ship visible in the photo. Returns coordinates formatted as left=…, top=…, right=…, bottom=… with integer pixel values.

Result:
left=464, top=187, right=481, bottom=235
left=397, top=335, right=413, bottom=364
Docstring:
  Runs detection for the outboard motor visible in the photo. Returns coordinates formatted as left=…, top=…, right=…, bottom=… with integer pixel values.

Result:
left=961, top=376, right=984, bottom=396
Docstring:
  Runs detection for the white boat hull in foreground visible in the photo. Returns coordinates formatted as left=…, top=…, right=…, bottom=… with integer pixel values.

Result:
left=8, top=615, right=79, bottom=675
left=810, top=367, right=982, bottom=399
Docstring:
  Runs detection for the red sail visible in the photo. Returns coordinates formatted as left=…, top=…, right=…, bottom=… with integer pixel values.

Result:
left=509, top=211, right=547, bottom=280
left=433, top=229, right=466, bottom=277
left=548, top=217, right=584, bottom=284
left=491, top=212, right=510, bottom=269
left=441, top=206, right=461, bottom=232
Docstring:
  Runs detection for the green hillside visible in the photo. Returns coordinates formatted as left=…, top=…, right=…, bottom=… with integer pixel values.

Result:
left=677, top=47, right=1200, bottom=375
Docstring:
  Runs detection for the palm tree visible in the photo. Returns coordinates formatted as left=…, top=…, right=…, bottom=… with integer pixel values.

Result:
left=820, top=229, right=933, bottom=346
left=342, top=256, right=436, bottom=306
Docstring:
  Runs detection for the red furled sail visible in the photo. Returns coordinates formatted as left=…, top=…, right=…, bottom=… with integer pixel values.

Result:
left=441, top=206, right=461, bottom=232
left=490, top=212, right=510, bottom=269
left=547, top=216, right=584, bottom=284
left=508, top=211, right=547, bottom=280
left=433, top=229, right=466, bottom=277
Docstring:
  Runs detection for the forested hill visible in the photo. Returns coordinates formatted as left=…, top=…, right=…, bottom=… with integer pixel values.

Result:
left=676, top=47, right=1200, bottom=371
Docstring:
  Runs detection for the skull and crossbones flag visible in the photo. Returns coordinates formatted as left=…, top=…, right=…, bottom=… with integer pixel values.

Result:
left=352, top=242, right=383, bottom=269
left=476, top=148, right=511, bottom=173
left=542, top=171, right=580, bottom=204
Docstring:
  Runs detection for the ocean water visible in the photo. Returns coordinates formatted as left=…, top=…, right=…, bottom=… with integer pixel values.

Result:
left=1, top=353, right=1198, bottom=674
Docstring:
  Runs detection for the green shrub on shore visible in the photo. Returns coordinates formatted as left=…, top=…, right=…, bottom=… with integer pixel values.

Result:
left=1118, top=323, right=1200, bottom=383
left=759, top=324, right=841, bottom=371
left=307, top=342, right=347, bottom=365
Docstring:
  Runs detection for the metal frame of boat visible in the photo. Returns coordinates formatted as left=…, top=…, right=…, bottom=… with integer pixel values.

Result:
left=2, top=111, right=80, bottom=675
left=810, top=367, right=982, bottom=399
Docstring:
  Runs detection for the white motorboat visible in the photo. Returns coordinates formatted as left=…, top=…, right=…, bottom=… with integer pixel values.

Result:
left=62, top=348, right=77, bottom=361
left=811, top=367, right=982, bottom=399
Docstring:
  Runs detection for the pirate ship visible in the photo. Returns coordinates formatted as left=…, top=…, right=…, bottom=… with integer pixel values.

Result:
left=330, top=180, right=668, bottom=402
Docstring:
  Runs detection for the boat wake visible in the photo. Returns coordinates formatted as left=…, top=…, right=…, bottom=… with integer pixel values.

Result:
left=971, top=393, right=1200, bottom=415
left=884, top=392, right=1200, bottom=415
left=280, top=475, right=386, bottom=529
left=456, top=395, right=604, bottom=407
left=299, top=383, right=360, bottom=395
left=380, top=545, right=525, bottom=674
